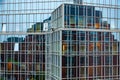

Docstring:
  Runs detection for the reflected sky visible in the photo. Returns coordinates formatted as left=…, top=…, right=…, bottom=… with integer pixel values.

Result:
left=1, top=0, right=120, bottom=31
left=0, top=0, right=120, bottom=41
left=0, top=0, right=73, bottom=32
left=0, top=0, right=73, bottom=42
left=0, top=0, right=3, bottom=2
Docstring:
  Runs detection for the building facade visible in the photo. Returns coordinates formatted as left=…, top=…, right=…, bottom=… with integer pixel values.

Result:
left=50, top=2, right=120, bottom=80
left=0, top=0, right=120, bottom=80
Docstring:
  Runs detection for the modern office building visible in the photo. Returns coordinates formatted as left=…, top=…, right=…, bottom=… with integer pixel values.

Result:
left=0, top=0, right=120, bottom=80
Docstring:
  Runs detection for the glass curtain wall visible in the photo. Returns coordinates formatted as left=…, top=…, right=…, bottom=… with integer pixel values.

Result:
left=0, top=0, right=120, bottom=80
left=0, top=0, right=70, bottom=80
left=62, top=30, right=120, bottom=80
left=61, top=0, right=120, bottom=80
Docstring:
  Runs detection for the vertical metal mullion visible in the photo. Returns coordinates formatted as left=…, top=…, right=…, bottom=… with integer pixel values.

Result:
left=84, top=31, right=86, bottom=79
left=119, top=33, right=120, bottom=79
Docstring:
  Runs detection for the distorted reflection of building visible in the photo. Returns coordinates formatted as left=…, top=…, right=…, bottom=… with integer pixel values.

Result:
left=49, top=3, right=120, bottom=80
left=27, top=22, right=43, bottom=32
left=0, top=0, right=120, bottom=80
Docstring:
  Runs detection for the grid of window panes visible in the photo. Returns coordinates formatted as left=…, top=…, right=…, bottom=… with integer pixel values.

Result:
left=0, top=0, right=120, bottom=80
left=51, top=2, right=120, bottom=30
left=45, top=33, right=52, bottom=80
left=0, top=0, right=70, bottom=80
left=51, top=5, right=63, bottom=29
left=50, top=31, right=61, bottom=80
left=62, top=30, right=120, bottom=80
left=0, top=34, right=46, bottom=80
left=51, top=3, right=120, bottom=30
left=63, top=3, right=120, bottom=29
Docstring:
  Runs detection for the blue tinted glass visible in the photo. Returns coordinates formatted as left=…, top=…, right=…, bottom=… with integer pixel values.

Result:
left=70, top=5, right=75, bottom=15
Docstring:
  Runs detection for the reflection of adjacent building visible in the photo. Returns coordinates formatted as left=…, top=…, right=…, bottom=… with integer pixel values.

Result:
left=52, top=4, right=102, bottom=29
left=19, top=34, right=45, bottom=80
left=0, top=37, right=23, bottom=80
left=0, top=16, right=50, bottom=80
left=62, top=30, right=119, bottom=79
left=27, top=22, right=43, bottom=32
left=0, top=35, right=45, bottom=80
left=50, top=3, right=120, bottom=80
left=0, top=1, right=120, bottom=80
